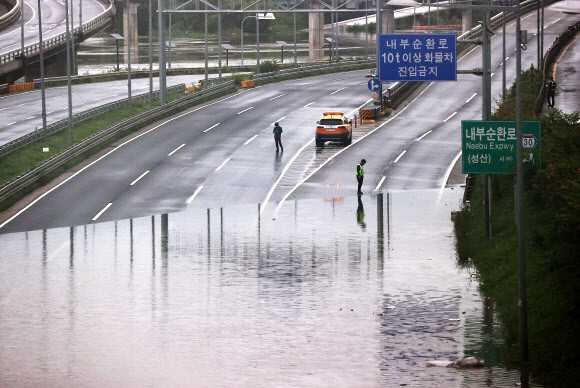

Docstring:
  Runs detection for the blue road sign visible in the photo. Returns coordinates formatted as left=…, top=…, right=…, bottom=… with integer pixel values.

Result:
left=367, top=78, right=381, bottom=92
left=378, top=34, right=457, bottom=82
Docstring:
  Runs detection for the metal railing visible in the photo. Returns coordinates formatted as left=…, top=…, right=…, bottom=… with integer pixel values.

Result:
left=0, top=80, right=235, bottom=204
left=0, top=83, right=185, bottom=158
left=0, top=0, right=114, bottom=65
left=252, top=59, right=375, bottom=81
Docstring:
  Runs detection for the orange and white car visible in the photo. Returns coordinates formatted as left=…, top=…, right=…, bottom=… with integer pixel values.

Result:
left=315, top=112, right=353, bottom=146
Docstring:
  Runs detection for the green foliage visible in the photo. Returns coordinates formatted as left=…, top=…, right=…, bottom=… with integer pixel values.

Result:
left=230, top=73, right=251, bottom=86
left=454, top=65, right=580, bottom=386
left=259, top=60, right=280, bottom=73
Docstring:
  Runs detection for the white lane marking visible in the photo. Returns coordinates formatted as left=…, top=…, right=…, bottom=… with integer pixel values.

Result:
left=458, top=46, right=478, bottom=61
left=237, top=106, right=253, bottom=115
left=373, top=176, right=386, bottom=192
left=92, top=203, right=113, bottom=221
left=204, top=122, right=220, bottom=132
left=491, top=72, right=495, bottom=77
left=0, top=92, right=244, bottom=230
left=260, top=139, right=315, bottom=215
left=415, top=130, right=433, bottom=141
left=272, top=116, right=287, bottom=125
left=269, top=94, right=284, bottom=100
left=271, top=82, right=435, bottom=220
left=186, top=186, right=204, bottom=204
left=244, top=135, right=258, bottom=145
left=505, top=56, right=509, bottom=60
left=443, top=112, right=457, bottom=122
left=130, top=170, right=149, bottom=186
left=215, top=157, right=231, bottom=171
left=26, top=116, right=35, bottom=120
left=6, top=122, right=16, bottom=126
left=466, top=93, right=477, bottom=103
left=436, top=151, right=463, bottom=206
left=304, top=102, right=314, bottom=107
left=394, top=150, right=407, bottom=163
left=168, top=143, right=185, bottom=156
left=330, top=87, right=346, bottom=95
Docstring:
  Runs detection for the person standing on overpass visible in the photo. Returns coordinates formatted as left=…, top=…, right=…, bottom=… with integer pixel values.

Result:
left=356, top=159, right=366, bottom=195
left=273, top=122, right=283, bottom=152
left=546, top=76, right=557, bottom=108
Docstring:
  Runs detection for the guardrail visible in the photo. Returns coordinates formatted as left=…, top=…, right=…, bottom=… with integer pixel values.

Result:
left=252, top=59, right=375, bottom=82
left=534, top=20, right=580, bottom=114
left=0, top=80, right=235, bottom=204
left=0, top=0, right=20, bottom=31
left=0, top=83, right=185, bottom=159
left=0, top=0, right=113, bottom=66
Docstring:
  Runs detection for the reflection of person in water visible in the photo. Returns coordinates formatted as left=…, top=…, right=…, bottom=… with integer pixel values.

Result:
left=356, top=196, right=366, bottom=231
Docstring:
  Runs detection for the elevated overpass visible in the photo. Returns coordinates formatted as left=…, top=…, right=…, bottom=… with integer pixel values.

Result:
left=0, top=0, right=114, bottom=83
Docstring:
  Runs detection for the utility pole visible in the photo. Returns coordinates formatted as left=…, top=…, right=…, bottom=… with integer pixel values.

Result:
left=79, top=0, right=83, bottom=34
left=256, top=11, right=260, bottom=72
left=365, top=0, right=368, bottom=59
left=515, top=0, right=529, bottom=383
left=218, top=0, right=222, bottom=79
left=158, top=0, right=166, bottom=104
left=481, top=15, right=493, bottom=240
left=204, top=1, right=208, bottom=83
left=65, top=0, right=74, bottom=145
left=540, top=0, right=544, bottom=70
left=38, top=0, right=47, bottom=135
left=502, top=1, right=507, bottom=97
left=376, top=0, right=384, bottom=112
left=70, top=0, right=76, bottom=74
left=168, top=0, right=172, bottom=68
left=20, top=0, right=24, bottom=59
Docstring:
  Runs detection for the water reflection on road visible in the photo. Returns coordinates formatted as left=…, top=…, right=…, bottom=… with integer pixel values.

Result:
left=0, top=189, right=525, bottom=385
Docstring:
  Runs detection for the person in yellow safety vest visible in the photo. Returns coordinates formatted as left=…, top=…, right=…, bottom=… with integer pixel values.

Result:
left=356, top=159, right=366, bottom=195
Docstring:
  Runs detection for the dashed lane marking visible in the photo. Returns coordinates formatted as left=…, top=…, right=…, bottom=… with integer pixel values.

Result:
left=215, top=157, right=231, bottom=171
left=168, top=143, right=185, bottom=156
left=394, top=150, right=407, bottom=163
left=374, top=176, right=386, bottom=192
left=269, top=94, right=284, bottom=100
left=92, top=203, right=113, bottom=221
left=443, top=112, right=457, bottom=122
left=186, top=186, right=204, bottom=204
left=466, top=93, right=477, bottom=103
left=415, top=130, right=433, bottom=141
left=237, top=106, right=253, bottom=115
left=204, top=122, right=220, bottom=132
left=244, top=135, right=258, bottom=145
left=130, top=170, right=149, bottom=186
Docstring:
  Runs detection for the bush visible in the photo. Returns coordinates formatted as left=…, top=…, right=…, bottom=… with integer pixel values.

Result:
left=258, top=60, right=280, bottom=73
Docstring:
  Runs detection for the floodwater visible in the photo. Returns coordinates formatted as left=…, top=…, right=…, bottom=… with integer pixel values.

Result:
left=76, top=33, right=376, bottom=74
left=0, top=189, right=533, bottom=385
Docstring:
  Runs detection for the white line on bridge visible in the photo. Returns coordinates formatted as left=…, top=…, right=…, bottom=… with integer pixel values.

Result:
left=443, top=112, right=457, bottom=122
left=130, top=170, right=149, bottom=186
left=269, top=94, right=284, bottom=100
left=244, top=135, right=258, bottom=145
left=168, top=143, right=185, bottom=156
left=466, top=93, right=477, bottom=103
left=204, top=122, right=220, bottom=132
left=186, top=186, right=204, bottom=204
left=92, top=203, right=113, bottom=221
left=237, top=107, right=253, bottom=115
left=394, top=150, right=407, bottom=163
left=215, top=157, right=231, bottom=171
left=373, top=176, right=386, bottom=192
left=415, top=130, right=433, bottom=141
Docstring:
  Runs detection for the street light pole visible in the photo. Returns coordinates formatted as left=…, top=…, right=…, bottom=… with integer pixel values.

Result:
left=126, top=0, right=132, bottom=103
left=158, top=0, right=166, bottom=104
left=168, top=0, right=172, bottom=68
left=256, top=12, right=260, bottom=72
left=502, top=1, right=506, bottom=97
left=20, top=0, right=24, bottom=57
left=64, top=0, right=73, bottom=145
left=79, top=0, right=83, bottom=34
left=204, top=1, right=208, bottom=83
left=148, top=0, right=153, bottom=107
left=70, top=0, right=76, bottom=74
left=218, top=0, right=222, bottom=79
left=37, top=0, right=47, bottom=135
left=293, top=12, right=297, bottom=67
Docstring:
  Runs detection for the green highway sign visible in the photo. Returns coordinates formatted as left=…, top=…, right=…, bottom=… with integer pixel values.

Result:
left=461, top=120, right=541, bottom=174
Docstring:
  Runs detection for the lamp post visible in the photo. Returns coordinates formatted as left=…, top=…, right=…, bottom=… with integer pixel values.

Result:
left=241, top=15, right=256, bottom=66
left=241, top=13, right=275, bottom=67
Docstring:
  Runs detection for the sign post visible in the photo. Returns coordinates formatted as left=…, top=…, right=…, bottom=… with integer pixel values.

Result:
left=461, top=120, right=541, bottom=174
left=377, top=34, right=457, bottom=82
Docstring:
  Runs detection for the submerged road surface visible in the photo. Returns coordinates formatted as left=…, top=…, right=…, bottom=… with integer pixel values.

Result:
left=0, top=4, right=578, bottom=234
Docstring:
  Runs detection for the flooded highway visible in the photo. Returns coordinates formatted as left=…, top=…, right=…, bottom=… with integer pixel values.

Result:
left=0, top=188, right=531, bottom=385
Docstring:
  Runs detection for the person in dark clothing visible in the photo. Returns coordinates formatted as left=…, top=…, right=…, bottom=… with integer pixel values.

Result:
left=356, top=196, right=366, bottom=231
left=546, top=76, right=557, bottom=108
left=356, top=159, right=366, bottom=195
left=273, top=122, right=283, bottom=152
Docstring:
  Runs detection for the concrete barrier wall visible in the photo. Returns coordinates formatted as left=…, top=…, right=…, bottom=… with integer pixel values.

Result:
left=0, top=0, right=20, bottom=31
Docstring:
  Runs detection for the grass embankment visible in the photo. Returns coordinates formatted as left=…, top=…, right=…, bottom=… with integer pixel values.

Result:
left=454, top=67, right=580, bottom=386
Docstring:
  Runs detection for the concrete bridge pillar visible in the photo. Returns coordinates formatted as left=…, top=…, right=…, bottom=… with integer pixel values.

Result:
left=462, top=9, right=473, bottom=34
left=23, top=50, right=70, bottom=81
left=309, top=3, right=324, bottom=60
left=123, top=1, right=139, bottom=63
left=381, top=8, right=395, bottom=34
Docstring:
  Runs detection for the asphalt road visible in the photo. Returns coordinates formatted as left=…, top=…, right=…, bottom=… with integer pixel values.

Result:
left=0, top=74, right=235, bottom=146
left=0, top=0, right=107, bottom=56
left=1, top=4, right=578, bottom=234
left=554, top=30, right=580, bottom=114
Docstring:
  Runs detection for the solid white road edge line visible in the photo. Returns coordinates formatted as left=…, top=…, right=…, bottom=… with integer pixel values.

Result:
left=415, top=130, right=433, bottom=141
left=130, top=170, right=149, bottom=186
left=443, top=112, right=457, bottom=122
left=0, top=92, right=242, bottom=230
left=186, top=186, right=204, bottom=204
left=271, top=82, right=435, bottom=220
left=204, top=122, right=220, bottom=132
left=237, top=106, right=253, bottom=115
left=394, top=150, right=407, bottom=163
left=436, top=151, right=463, bottom=206
left=92, top=202, right=113, bottom=221
left=168, top=143, right=185, bottom=156
left=466, top=93, right=477, bottom=103
left=215, top=157, right=231, bottom=171
left=244, top=135, right=258, bottom=145
left=373, top=176, right=386, bottom=192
